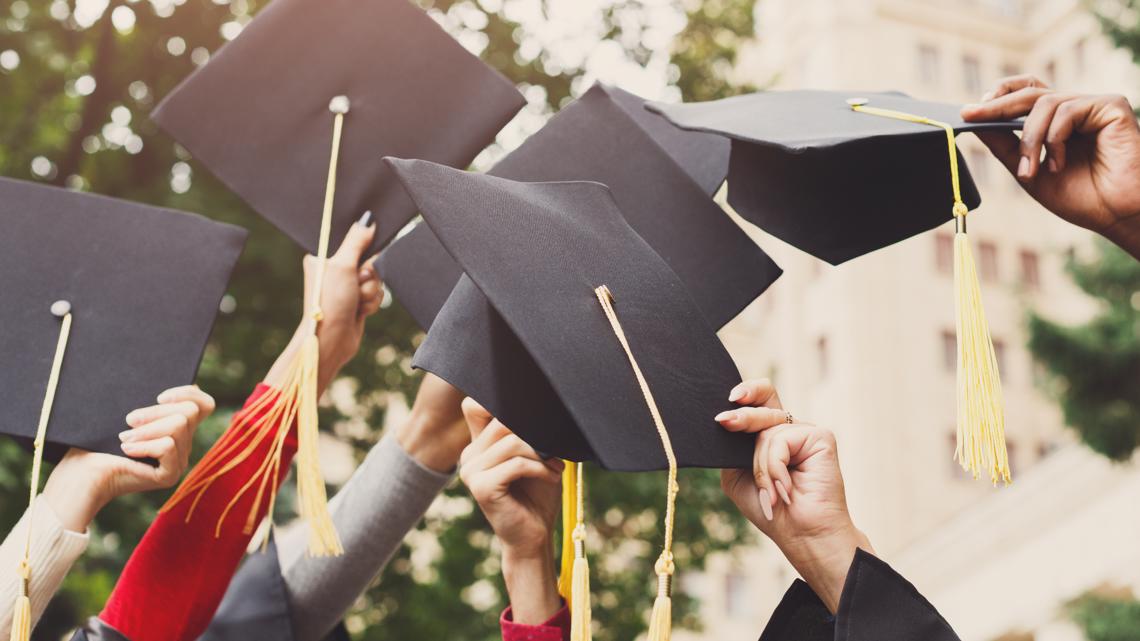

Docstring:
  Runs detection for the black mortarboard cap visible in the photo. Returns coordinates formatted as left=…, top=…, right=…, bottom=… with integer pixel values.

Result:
left=376, top=82, right=773, bottom=331
left=647, top=90, right=1021, bottom=264
left=152, top=0, right=525, bottom=256
left=387, top=158, right=753, bottom=471
left=0, top=178, right=246, bottom=462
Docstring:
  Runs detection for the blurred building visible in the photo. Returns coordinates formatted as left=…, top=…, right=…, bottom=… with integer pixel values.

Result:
left=679, top=1, right=1140, bottom=640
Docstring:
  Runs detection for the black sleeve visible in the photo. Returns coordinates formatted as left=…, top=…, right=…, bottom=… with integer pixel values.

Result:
left=757, top=549, right=960, bottom=641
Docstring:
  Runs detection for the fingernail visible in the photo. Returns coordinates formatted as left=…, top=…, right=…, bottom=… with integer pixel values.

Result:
left=715, top=411, right=735, bottom=423
left=125, top=411, right=141, bottom=427
left=156, top=392, right=171, bottom=403
left=121, top=441, right=139, bottom=453
left=982, top=91, right=994, bottom=101
left=962, top=103, right=980, bottom=112
left=775, top=480, right=791, bottom=505
left=1017, top=156, right=1030, bottom=179
left=728, top=385, right=745, bottom=403
left=118, top=430, right=136, bottom=442
left=1047, top=157, right=1059, bottom=173
left=358, top=210, right=374, bottom=227
left=759, top=489, right=774, bottom=520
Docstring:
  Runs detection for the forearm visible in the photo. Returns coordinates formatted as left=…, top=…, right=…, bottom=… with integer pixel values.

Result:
left=502, top=547, right=561, bottom=626
left=0, top=497, right=89, bottom=634
left=779, top=524, right=874, bottom=614
left=279, top=433, right=452, bottom=641
left=396, top=374, right=469, bottom=472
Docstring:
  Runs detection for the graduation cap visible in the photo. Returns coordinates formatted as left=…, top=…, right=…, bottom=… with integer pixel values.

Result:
left=0, top=177, right=245, bottom=641
left=376, top=82, right=761, bottom=332
left=386, top=157, right=755, bottom=639
left=151, top=0, right=526, bottom=256
left=649, top=89, right=1019, bottom=483
left=151, top=0, right=524, bottom=555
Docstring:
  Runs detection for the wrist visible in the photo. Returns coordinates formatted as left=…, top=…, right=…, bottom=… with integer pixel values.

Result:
left=1103, top=214, right=1140, bottom=261
left=502, top=544, right=561, bottom=625
left=398, top=405, right=467, bottom=473
left=41, top=457, right=108, bottom=533
left=779, top=520, right=872, bottom=614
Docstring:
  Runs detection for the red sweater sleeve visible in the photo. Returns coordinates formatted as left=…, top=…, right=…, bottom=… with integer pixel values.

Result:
left=100, top=384, right=297, bottom=641
left=500, top=603, right=571, bottom=641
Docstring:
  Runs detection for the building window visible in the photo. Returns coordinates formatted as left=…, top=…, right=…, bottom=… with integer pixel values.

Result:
left=963, top=55, right=982, bottom=95
left=919, top=44, right=940, bottom=84
left=941, top=330, right=957, bottom=372
left=993, top=338, right=1008, bottom=382
left=979, top=241, right=999, bottom=283
left=935, top=232, right=954, bottom=275
left=1019, top=249, right=1041, bottom=290
left=817, top=336, right=829, bottom=379
left=725, top=573, right=750, bottom=619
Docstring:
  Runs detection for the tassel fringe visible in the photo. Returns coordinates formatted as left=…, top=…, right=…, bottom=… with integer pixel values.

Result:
left=9, top=594, right=30, bottom=641
left=646, top=559, right=674, bottom=641
left=569, top=541, right=592, bottom=641
left=953, top=229, right=1010, bottom=484
left=558, top=461, right=578, bottom=600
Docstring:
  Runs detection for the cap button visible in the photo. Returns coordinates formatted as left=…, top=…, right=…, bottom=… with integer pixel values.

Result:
left=328, top=95, right=351, bottom=114
left=846, top=97, right=869, bottom=107
left=50, top=300, right=71, bottom=317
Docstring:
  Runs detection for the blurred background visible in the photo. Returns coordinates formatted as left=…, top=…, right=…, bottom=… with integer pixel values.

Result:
left=0, top=0, right=1138, bottom=640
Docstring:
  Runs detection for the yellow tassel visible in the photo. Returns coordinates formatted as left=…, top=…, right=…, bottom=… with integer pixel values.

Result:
left=9, top=594, right=30, bottom=641
left=160, top=97, right=352, bottom=552
left=646, top=557, right=674, bottom=641
left=558, top=461, right=578, bottom=600
left=953, top=219, right=1010, bottom=484
left=848, top=99, right=1010, bottom=484
left=569, top=528, right=592, bottom=641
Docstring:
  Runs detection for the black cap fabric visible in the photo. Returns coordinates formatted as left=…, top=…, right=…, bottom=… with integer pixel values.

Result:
left=0, top=178, right=246, bottom=461
left=376, top=82, right=775, bottom=331
left=152, top=0, right=525, bottom=256
left=387, top=158, right=754, bottom=470
left=647, top=90, right=1021, bottom=264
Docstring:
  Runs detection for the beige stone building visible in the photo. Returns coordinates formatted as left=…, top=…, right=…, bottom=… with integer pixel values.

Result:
left=680, top=1, right=1140, bottom=639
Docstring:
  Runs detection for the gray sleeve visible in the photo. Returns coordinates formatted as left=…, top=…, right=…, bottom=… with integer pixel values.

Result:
left=278, top=433, right=453, bottom=641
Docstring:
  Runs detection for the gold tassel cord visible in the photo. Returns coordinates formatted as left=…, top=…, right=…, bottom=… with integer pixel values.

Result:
left=10, top=302, right=73, bottom=641
left=594, top=286, right=678, bottom=641
left=160, top=96, right=351, bottom=555
left=558, top=460, right=578, bottom=600
left=848, top=99, right=1010, bottom=485
left=569, top=462, right=592, bottom=641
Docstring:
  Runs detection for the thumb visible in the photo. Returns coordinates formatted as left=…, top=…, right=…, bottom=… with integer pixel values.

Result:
left=333, top=211, right=377, bottom=264
left=461, top=397, right=494, bottom=440
left=972, top=130, right=1023, bottom=177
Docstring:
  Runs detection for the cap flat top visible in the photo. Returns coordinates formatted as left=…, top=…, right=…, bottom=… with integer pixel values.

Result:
left=377, top=82, right=779, bottom=332
left=389, top=158, right=753, bottom=470
left=0, top=178, right=246, bottom=460
left=598, top=84, right=729, bottom=195
left=152, top=0, right=525, bottom=256
left=647, top=89, right=1020, bottom=150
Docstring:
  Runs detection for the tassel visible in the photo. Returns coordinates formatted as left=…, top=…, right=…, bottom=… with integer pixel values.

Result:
left=568, top=462, right=591, bottom=641
left=645, top=555, right=674, bottom=641
left=9, top=596, right=30, bottom=641
left=594, top=286, right=679, bottom=641
left=848, top=99, right=1010, bottom=484
left=953, top=212, right=1010, bottom=484
left=558, top=461, right=578, bottom=600
left=160, top=96, right=352, bottom=554
left=569, top=533, right=592, bottom=641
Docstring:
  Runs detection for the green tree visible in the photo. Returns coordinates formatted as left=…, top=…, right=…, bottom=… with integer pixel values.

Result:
left=1027, top=240, right=1140, bottom=461
left=1069, top=592, right=1140, bottom=641
left=0, top=1, right=760, bottom=639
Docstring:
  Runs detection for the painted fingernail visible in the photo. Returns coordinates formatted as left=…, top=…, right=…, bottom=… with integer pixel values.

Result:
left=118, top=430, right=136, bottom=442
left=728, top=385, right=745, bottom=403
left=358, top=210, right=374, bottom=227
left=775, top=480, right=791, bottom=505
left=1017, top=156, right=1031, bottom=179
left=759, top=489, right=774, bottom=520
left=715, top=411, right=735, bottom=423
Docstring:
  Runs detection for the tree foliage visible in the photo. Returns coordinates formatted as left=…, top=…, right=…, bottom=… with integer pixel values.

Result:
left=0, top=1, right=759, bottom=639
left=1069, top=592, right=1140, bottom=641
